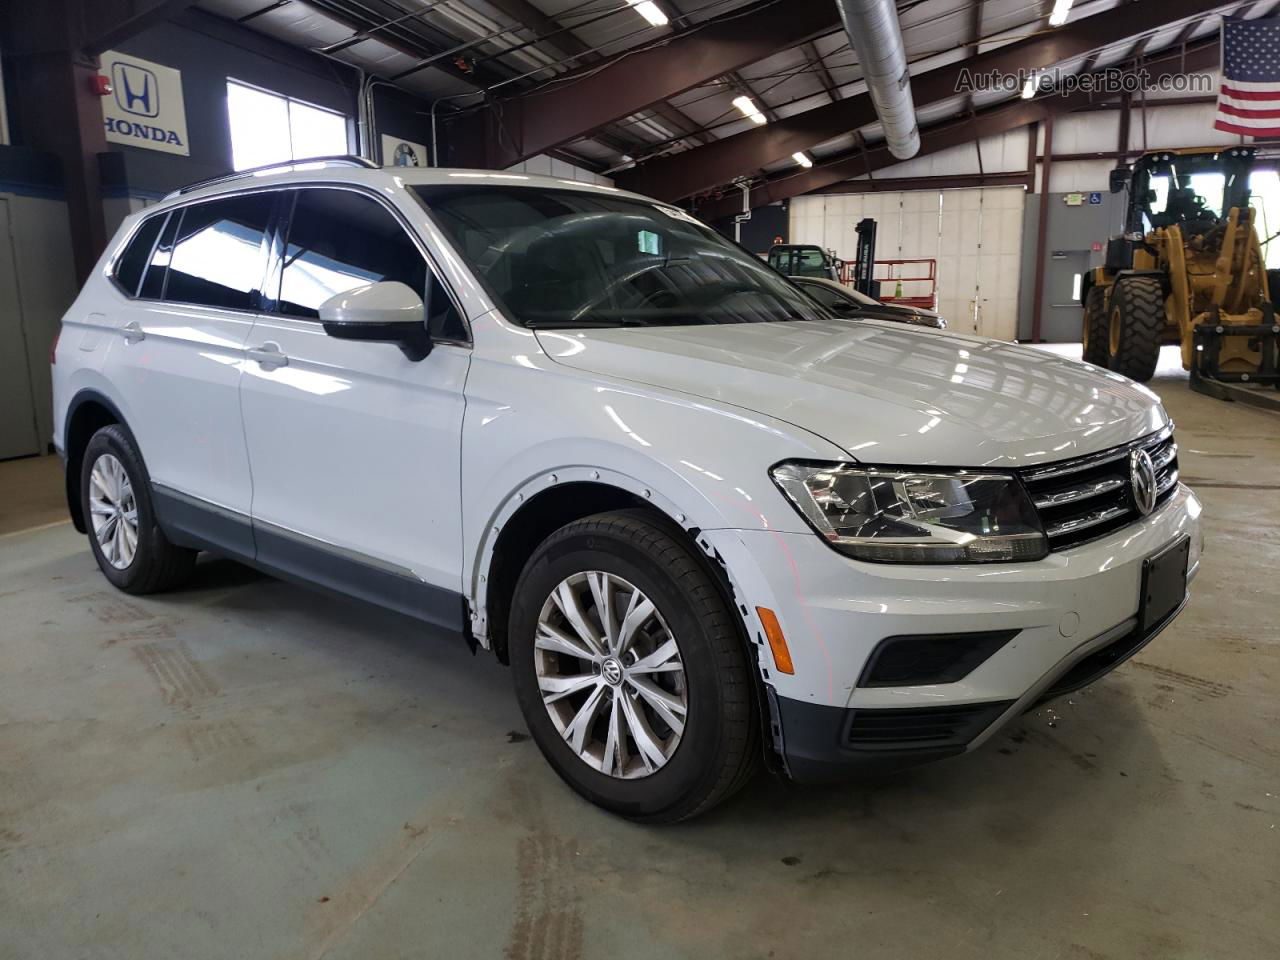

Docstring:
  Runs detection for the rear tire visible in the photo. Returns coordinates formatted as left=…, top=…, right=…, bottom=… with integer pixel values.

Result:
left=1081, top=285, right=1110, bottom=367
left=81, top=425, right=197, bottom=594
left=1107, top=276, right=1165, bottom=382
left=508, top=510, right=759, bottom=823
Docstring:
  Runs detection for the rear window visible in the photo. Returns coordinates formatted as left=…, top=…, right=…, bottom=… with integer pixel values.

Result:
left=112, top=214, right=166, bottom=296
left=139, top=212, right=179, bottom=300
left=164, top=193, right=275, bottom=311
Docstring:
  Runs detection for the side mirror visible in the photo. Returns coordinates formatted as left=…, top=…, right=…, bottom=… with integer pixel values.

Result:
left=1109, top=167, right=1130, bottom=194
left=319, top=281, right=432, bottom=361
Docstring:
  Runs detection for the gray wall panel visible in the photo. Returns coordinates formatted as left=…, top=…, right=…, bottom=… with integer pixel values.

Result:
left=1018, top=191, right=1125, bottom=342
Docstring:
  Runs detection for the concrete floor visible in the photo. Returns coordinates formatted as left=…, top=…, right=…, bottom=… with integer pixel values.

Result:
left=2, top=357, right=1278, bottom=959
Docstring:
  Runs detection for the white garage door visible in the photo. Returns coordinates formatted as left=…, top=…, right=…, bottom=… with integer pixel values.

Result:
left=790, top=186, right=1026, bottom=341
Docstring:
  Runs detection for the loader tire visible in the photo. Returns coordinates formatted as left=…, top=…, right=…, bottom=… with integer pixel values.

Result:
left=1082, top=285, right=1110, bottom=367
left=1107, top=276, right=1164, bottom=382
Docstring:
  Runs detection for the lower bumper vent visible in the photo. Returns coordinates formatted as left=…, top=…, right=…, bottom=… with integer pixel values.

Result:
left=844, top=701, right=1013, bottom=751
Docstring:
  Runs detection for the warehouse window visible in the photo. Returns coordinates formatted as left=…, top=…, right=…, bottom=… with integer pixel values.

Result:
left=226, top=80, right=348, bottom=171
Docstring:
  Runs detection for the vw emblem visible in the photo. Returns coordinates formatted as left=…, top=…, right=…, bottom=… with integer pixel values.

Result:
left=1130, top=449, right=1157, bottom=516
left=601, top=657, right=624, bottom=686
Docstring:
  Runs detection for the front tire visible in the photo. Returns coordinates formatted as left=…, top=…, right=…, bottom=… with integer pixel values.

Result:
left=81, top=424, right=197, bottom=594
left=508, top=510, right=758, bottom=822
left=1107, top=276, right=1165, bottom=382
left=1081, top=285, right=1110, bottom=367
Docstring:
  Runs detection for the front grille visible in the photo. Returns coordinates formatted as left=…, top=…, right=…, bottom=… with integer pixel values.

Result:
left=1019, top=426, right=1178, bottom=552
left=844, top=701, right=1013, bottom=750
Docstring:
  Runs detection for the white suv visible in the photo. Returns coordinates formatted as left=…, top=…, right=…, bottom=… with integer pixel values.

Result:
left=53, top=159, right=1201, bottom=821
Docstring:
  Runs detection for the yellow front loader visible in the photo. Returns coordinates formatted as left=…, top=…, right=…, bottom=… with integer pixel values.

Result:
left=1080, top=147, right=1279, bottom=404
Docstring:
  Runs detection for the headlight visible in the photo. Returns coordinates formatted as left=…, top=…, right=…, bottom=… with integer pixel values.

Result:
left=770, top=462, right=1047, bottom=563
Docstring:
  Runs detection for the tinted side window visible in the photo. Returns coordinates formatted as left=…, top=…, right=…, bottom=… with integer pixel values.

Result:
left=279, top=189, right=465, bottom=339
left=114, top=214, right=166, bottom=296
left=165, top=194, right=275, bottom=310
left=139, top=212, right=180, bottom=300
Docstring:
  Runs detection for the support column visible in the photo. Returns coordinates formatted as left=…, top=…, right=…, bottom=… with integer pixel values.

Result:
left=6, top=0, right=110, bottom=284
left=19, top=51, right=109, bottom=283
left=1029, top=115, right=1054, bottom=343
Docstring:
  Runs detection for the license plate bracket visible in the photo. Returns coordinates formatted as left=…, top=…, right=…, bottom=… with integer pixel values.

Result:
left=1140, top=535, right=1190, bottom=633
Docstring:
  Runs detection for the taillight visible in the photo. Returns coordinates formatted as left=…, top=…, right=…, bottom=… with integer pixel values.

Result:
left=50, top=329, right=61, bottom=365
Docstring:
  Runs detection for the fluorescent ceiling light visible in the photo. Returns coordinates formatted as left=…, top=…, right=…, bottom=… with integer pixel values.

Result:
left=1021, top=74, right=1038, bottom=99
left=628, top=0, right=669, bottom=27
left=1048, top=0, right=1073, bottom=27
left=793, top=152, right=813, bottom=168
left=732, top=95, right=767, bottom=125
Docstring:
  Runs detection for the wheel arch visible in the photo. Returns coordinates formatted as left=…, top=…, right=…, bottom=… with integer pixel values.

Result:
left=478, top=476, right=784, bottom=773
left=62, top=389, right=134, bottom=533
left=479, top=474, right=744, bottom=664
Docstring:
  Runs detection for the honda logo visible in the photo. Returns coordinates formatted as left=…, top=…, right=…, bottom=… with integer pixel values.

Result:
left=112, top=62, right=159, bottom=118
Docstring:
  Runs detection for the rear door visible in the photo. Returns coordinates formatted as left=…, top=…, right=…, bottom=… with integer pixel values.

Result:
left=106, top=191, right=277, bottom=555
left=238, top=186, right=471, bottom=627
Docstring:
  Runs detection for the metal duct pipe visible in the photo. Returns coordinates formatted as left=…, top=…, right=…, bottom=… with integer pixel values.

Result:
left=733, top=180, right=753, bottom=243
left=834, top=0, right=920, bottom=160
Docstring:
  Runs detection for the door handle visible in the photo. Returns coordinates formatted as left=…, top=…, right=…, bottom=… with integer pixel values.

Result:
left=121, top=321, right=145, bottom=344
left=247, top=342, right=289, bottom=370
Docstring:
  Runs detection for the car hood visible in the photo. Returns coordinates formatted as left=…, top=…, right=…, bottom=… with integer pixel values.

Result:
left=536, top=319, right=1168, bottom=468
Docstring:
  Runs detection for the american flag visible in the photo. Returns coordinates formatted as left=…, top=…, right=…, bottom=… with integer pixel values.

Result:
left=1215, top=15, right=1280, bottom=138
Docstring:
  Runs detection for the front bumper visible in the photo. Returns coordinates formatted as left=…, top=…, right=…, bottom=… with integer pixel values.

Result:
left=705, top=483, right=1202, bottom=782
left=774, top=591, right=1188, bottom=782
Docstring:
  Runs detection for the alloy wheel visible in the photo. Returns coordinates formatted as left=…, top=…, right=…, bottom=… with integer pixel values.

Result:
left=533, top=571, right=688, bottom=779
left=88, top=452, right=139, bottom=570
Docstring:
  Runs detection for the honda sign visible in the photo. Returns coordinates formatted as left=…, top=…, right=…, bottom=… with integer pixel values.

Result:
left=100, top=51, right=189, bottom=156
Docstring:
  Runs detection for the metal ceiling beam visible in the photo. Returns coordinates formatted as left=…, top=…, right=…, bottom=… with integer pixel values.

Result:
left=305, top=0, right=512, bottom=91
left=726, top=69, right=781, bottom=123
left=804, top=41, right=840, bottom=103
left=656, top=0, right=763, bottom=147
left=440, top=0, right=842, bottom=169
left=962, top=1, right=984, bottom=114
left=692, top=39, right=1218, bottom=222
left=1127, top=0, right=1242, bottom=61
left=805, top=172, right=1029, bottom=194
left=617, top=0, right=1223, bottom=202
left=482, top=0, right=711, bottom=148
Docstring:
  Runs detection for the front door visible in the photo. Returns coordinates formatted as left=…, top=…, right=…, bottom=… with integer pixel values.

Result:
left=238, top=186, right=470, bottom=628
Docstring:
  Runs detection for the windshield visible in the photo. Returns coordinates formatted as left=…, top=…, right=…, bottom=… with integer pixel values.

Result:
left=1134, top=150, right=1253, bottom=232
left=412, top=185, right=827, bottom=329
left=768, top=246, right=832, bottom=278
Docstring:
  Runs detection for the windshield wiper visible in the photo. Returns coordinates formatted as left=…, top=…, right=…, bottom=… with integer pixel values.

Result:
left=523, top=316, right=651, bottom=329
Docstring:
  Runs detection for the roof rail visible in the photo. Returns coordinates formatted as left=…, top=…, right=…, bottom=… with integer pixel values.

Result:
left=168, top=155, right=380, bottom=199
